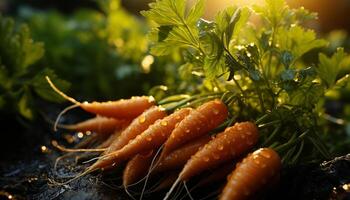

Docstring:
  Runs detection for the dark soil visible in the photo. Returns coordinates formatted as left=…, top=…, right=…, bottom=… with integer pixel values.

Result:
left=0, top=112, right=349, bottom=200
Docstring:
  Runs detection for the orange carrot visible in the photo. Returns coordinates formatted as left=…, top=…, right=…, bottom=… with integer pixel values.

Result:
left=104, top=106, right=168, bottom=154
left=59, top=116, right=130, bottom=135
left=123, top=151, right=155, bottom=187
left=161, top=99, right=228, bottom=157
left=79, top=96, right=155, bottom=119
left=54, top=106, right=168, bottom=184
left=90, top=108, right=192, bottom=171
left=179, top=121, right=258, bottom=181
left=46, top=76, right=155, bottom=119
left=154, top=135, right=211, bottom=173
left=219, top=148, right=281, bottom=200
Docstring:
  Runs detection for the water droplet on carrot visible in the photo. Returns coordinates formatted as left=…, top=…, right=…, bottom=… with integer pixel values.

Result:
left=261, top=151, right=272, bottom=158
left=213, top=154, right=220, bottom=160
left=241, top=134, right=246, bottom=139
left=146, top=137, right=152, bottom=141
left=161, top=121, right=168, bottom=126
left=139, top=116, right=146, bottom=123
left=148, top=96, right=155, bottom=103
left=246, top=131, right=252, bottom=135
left=237, top=126, right=243, bottom=131
left=175, top=116, right=181, bottom=120
left=213, top=109, right=219, bottom=115
left=185, top=129, right=190, bottom=133
left=203, top=157, right=210, bottom=162
left=217, top=145, right=224, bottom=151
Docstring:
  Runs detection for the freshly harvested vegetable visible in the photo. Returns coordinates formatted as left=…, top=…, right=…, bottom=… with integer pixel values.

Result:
left=154, top=135, right=211, bottom=173
left=91, top=108, right=191, bottom=171
left=47, top=76, right=155, bottom=119
left=58, top=116, right=130, bottom=135
left=105, top=106, right=167, bottom=154
left=219, top=148, right=281, bottom=200
left=179, top=122, right=258, bottom=180
left=163, top=122, right=258, bottom=200
left=161, top=99, right=228, bottom=157
left=123, top=151, right=155, bottom=187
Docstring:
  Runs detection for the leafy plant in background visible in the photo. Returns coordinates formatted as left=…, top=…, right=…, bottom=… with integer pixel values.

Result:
left=0, top=14, right=69, bottom=120
left=17, top=0, right=178, bottom=101
left=143, top=0, right=350, bottom=162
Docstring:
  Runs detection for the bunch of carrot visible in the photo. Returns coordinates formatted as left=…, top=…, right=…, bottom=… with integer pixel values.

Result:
left=47, top=77, right=282, bottom=200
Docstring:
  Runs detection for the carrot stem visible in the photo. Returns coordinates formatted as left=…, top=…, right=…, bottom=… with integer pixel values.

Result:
left=158, top=94, right=191, bottom=105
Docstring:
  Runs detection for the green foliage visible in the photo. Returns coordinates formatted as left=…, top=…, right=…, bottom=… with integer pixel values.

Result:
left=18, top=0, right=175, bottom=100
left=318, top=48, right=346, bottom=88
left=144, top=0, right=350, bottom=163
left=0, top=15, right=69, bottom=120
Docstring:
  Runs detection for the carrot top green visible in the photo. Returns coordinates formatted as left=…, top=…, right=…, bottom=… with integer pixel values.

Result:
left=143, top=0, right=350, bottom=164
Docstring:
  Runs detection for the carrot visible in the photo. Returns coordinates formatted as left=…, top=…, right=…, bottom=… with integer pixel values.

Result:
left=179, top=121, right=259, bottom=181
left=219, top=148, right=281, bottom=200
left=46, top=76, right=155, bottom=119
left=153, top=135, right=211, bottom=173
left=123, top=151, right=155, bottom=187
left=90, top=108, right=192, bottom=171
left=161, top=99, right=228, bottom=157
left=58, top=116, right=130, bottom=135
left=104, top=106, right=168, bottom=154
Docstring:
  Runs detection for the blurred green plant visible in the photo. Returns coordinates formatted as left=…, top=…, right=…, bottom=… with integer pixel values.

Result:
left=0, top=14, right=69, bottom=120
left=17, top=0, right=177, bottom=101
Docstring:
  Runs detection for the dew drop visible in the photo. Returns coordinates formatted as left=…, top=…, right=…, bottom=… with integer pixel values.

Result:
left=185, top=129, right=190, bottom=133
left=214, top=101, right=222, bottom=105
left=146, top=137, right=152, bottom=141
left=240, top=134, right=246, bottom=139
left=175, top=116, right=181, bottom=120
left=217, top=145, right=224, bottom=151
left=246, top=131, right=252, bottom=135
left=139, top=116, right=146, bottom=123
left=161, top=121, right=168, bottom=126
left=203, top=156, right=210, bottom=162
left=237, top=126, right=243, bottom=131
left=213, top=154, right=220, bottom=160
left=213, top=109, right=219, bottom=115
left=261, top=151, right=272, bottom=158
left=254, top=159, right=261, bottom=165
left=261, top=163, right=267, bottom=168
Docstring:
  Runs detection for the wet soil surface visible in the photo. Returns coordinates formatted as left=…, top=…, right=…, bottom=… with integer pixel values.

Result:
left=0, top=114, right=349, bottom=200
